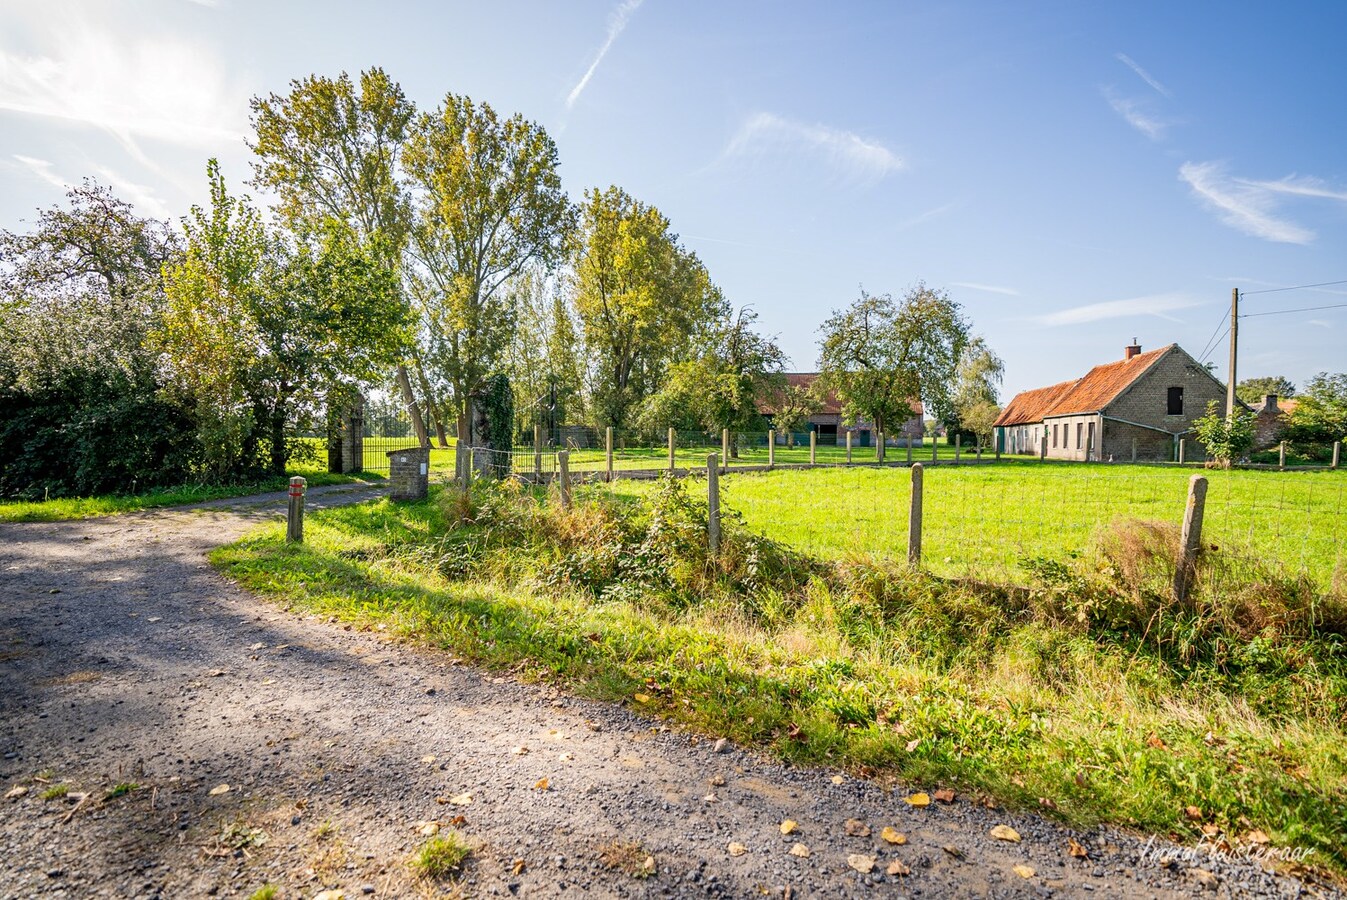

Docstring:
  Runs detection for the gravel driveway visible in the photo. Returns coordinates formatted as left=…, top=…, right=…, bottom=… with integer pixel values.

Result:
left=0, top=485, right=1332, bottom=899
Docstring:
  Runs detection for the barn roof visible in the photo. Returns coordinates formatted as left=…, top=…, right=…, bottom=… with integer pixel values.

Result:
left=992, top=379, right=1079, bottom=427
left=994, top=344, right=1177, bottom=426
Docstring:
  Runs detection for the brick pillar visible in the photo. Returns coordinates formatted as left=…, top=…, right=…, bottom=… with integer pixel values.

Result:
left=341, top=395, right=365, bottom=473
left=387, top=446, right=430, bottom=501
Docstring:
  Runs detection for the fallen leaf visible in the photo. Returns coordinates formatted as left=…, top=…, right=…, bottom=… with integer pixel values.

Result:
left=421, top=755, right=437, bottom=764
left=1246, top=829, right=1270, bottom=845
left=512, top=858, right=526, bottom=875
left=990, top=825, right=1021, bottom=843
left=448, top=792, right=473, bottom=805
left=881, top=827, right=907, bottom=845
left=533, top=778, right=550, bottom=791
left=779, top=819, right=798, bottom=835
left=249, top=642, right=265, bottom=650
left=831, top=775, right=844, bottom=785
left=419, top=822, right=439, bottom=836
left=886, top=860, right=910, bottom=876
left=5, top=786, right=28, bottom=800
left=844, top=818, right=870, bottom=837
left=447, top=815, right=467, bottom=826
left=728, top=841, right=747, bottom=857
left=1013, top=864, right=1036, bottom=879
left=709, top=774, right=725, bottom=787
left=904, top=792, right=930, bottom=807
left=1201, top=824, right=1220, bottom=837
left=934, top=788, right=956, bottom=803
left=1067, top=838, right=1089, bottom=858
left=712, top=738, right=728, bottom=753
left=789, top=843, right=810, bottom=858
left=703, top=793, right=718, bottom=803
left=314, top=891, right=345, bottom=900
left=641, top=855, right=655, bottom=874
left=904, top=739, right=920, bottom=753
left=511, top=746, right=529, bottom=756
left=261, top=678, right=276, bottom=686
left=1146, top=732, right=1167, bottom=749
left=207, top=670, right=225, bottom=678
left=208, top=784, right=230, bottom=797
left=943, top=845, right=965, bottom=860
left=846, top=854, right=876, bottom=874
left=633, top=693, right=651, bottom=704
left=1038, top=796, right=1057, bottom=810
left=1184, top=805, right=1203, bottom=821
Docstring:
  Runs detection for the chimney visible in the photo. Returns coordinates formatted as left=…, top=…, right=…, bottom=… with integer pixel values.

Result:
left=1264, top=393, right=1278, bottom=412
left=1124, top=339, right=1141, bottom=360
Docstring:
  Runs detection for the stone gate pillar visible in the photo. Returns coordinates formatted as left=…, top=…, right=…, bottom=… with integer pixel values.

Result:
left=387, top=446, right=430, bottom=501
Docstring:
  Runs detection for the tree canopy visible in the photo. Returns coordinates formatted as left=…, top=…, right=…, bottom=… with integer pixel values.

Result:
left=1236, top=375, right=1296, bottom=405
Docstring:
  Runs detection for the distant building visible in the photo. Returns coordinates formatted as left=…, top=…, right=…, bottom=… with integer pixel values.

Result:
left=1250, top=394, right=1298, bottom=450
left=760, top=373, right=924, bottom=446
left=993, top=343, right=1233, bottom=462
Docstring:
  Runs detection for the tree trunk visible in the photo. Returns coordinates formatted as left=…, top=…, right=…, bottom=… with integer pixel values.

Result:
left=396, top=364, right=429, bottom=448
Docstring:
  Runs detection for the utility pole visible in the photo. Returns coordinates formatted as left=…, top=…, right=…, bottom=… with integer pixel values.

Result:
left=1226, top=287, right=1238, bottom=419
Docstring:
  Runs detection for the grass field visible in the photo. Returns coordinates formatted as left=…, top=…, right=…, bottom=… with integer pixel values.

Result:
left=603, top=461, right=1347, bottom=590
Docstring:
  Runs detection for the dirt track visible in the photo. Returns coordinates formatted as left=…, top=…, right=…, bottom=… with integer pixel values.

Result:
left=0, top=485, right=1330, bottom=898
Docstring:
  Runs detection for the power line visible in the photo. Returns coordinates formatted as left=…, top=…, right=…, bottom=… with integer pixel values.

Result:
left=1240, top=279, right=1347, bottom=296
left=1240, top=301, right=1347, bottom=319
left=1198, top=326, right=1230, bottom=365
left=1196, top=307, right=1230, bottom=364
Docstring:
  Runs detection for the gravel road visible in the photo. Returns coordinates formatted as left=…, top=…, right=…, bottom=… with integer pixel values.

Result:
left=0, top=485, right=1334, bottom=899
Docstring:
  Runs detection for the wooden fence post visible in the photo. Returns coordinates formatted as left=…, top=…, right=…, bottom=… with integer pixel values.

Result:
left=809, top=429, right=817, bottom=466
left=668, top=427, right=676, bottom=473
left=1333, top=440, right=1341, bottom=470
left=557, top=450, right=571, bottom=510
left=846, top=430, right=852, bottom=463
left=1279, top=440, right=1287, bottom=470
left=605, top=426, right=614, bottom=482
left=707, top=453, right=720, bottom=556
left=768, top=430, right=775, bottom=468
left=286, top=476, right=306, bottom=543
left=907, top=463, right=923, bottom=567
left=1173, top=475, right=1208, bottom=604
left=722, top=428, right=730, bottom=473
left=534, top=424, right=542, bottom=480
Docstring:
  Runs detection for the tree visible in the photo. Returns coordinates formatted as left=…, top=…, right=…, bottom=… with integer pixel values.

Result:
left=402, top=93, right=575, bottom=443
left=1283, top=372, right=1347, bottom=451
left=637, top=308, right=785, bottom=449
left=772, top=384, right=820, bottom=447
left=948, top=335, right=1004, bottom=446
left=158, top=161, right=406, bottom=478
left=0, top=181, right=193, bottom=497
left=504, top=268, right=584, bottom=441
left=1191, top=400, right=1255, bottom=467
left=249, top=68, right=427, bottom=442
left=1236, top=375, right=1296, bottom=405
left=817, top=284, right=969, bottom=438
left=571, top=186, right=722, bottom=428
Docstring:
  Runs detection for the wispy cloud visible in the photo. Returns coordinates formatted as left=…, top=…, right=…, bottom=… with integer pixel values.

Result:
left=566, top=0, right=643, bottom=109
left=721, top=112, right=904, bottom=183
left=91, top=165, right=171, bottom=218
left=1234, top=174, right=1347, bottom=203
left=1180, top=161, right=1315, bottom=244
left=1115, top=53, right=1170, bottom=97
left=11, top=154, right=67, bottom=191
left=1036, top=292, right=1203, bottom=326
left=951, top=281, right=1020, bottom=296
left=896, top=202, right=956, bottom=229
left=1103, top=88, right=1166, bottom=140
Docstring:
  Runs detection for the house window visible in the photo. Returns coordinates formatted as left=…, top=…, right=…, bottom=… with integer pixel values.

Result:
left=1167, top=387, right=1183, bottom=415
left=1052, top=424, right=1058, bottom=447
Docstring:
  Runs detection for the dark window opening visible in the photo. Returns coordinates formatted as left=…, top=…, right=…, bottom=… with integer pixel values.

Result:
left=1167, top=386, right=1184, bottom=415
left=1076, top=422, right=1082, bottom=449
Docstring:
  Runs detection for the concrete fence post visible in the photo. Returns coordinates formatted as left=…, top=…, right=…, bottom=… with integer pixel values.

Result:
left=706, top=453, right=721, bottom=556
left=1040, top=434, right=1048, bottom=461
left=557, top=450, right=572, bottom=510
left=809, top=429, right=817, bottom=466
left=1131, top=438, right=1138, bottom=464
left=605, top=426, right=614, bottom=482
left=1333, top=440, right=1342, bottom=470
left=768, top=430, right=775, bottom=468
left=846, top=430, right=852, bottom=464
left=722, top=428, right=730, bottom=472
left=954, top=435, right=961, bottom=463
left=1178, top=438, right=1186, bottom=465
left=534, top=424, right=542, bottom=480
left=286, top=476, right=306, bottom=543
left=1279, top=440, right=1287, bottom=470
left=907, top=463, right=923, bottom=567
left=1173, top=474, right=1208, bottom=604
left=668, top=427, right=676, bottom=473
left=879, top=431, right=886, bottom=463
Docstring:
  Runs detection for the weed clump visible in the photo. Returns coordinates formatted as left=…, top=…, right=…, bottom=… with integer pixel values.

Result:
left=412, top=832, right=471, bottom=880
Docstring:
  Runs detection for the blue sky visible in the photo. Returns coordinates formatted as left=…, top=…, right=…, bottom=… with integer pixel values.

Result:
left=2, top=0, right=1344, bottom=399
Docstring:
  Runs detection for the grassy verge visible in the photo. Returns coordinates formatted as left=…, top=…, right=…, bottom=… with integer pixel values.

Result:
left=0, top=467, right=382, bottom=523
left=213, top=477, right=1347, bottom=882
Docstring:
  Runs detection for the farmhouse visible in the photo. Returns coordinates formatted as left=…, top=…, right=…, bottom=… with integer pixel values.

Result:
left=762, top=373, right=924, bottom=446
left=994, top=343, right=1231, bottom=462
left=1251, top=393, right=1297, bottom=450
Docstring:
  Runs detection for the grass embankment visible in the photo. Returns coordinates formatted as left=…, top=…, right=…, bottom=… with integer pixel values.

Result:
left=215, top=475, right=1347, bottom=880
left=0, top=466, right=381, bottom=523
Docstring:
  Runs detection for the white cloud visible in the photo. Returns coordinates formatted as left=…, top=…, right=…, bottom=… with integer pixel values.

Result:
left=722, top=112, right=904, bottom=183
left=91, top=166, right=171, bottom=219
left=1115, top=53, right=1170, bottom=97
left=11, top=154, right=67, bottom=191
left=566, top=0, right=643, bottom=109
left=0, top=7, right=249, bottom=152
left=1306, top=319, right=1332, bottom=328
left=951, top=281, right=1020, bottom=296
left=1036, top=292, right=1203, bottom=326
left=1179, top=161, right=1315, bottom=244
left=1104, top=89, right=1165, bottom=140
left=1234, top=174, right=1347, bottom=203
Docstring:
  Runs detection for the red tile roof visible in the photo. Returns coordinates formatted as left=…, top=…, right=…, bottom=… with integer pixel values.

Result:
left=993, top=379, right=1079, bottom=427
left=994, top=344, right=1176, bottom=426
